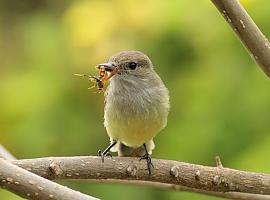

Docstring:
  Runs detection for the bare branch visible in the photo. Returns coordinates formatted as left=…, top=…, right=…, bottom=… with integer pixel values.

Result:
left=10, top=156, right=270, bottom=199
left=211, top=0, right=270, bottom=78
left=0, top=145, right=16, bottom=160
left=0, top=158, right=100, bottom=200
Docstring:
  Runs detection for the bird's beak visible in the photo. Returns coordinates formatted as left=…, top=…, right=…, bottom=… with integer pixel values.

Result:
left=97, top=62, right=116, bottom=72
left=97, top=62, right=119, bottom=82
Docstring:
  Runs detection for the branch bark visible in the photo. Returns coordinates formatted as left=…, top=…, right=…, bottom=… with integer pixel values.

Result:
left=211, top=0, right=270, bottom=78
left=0, top=158, right=99, bottom=200
left=10, top=156, right=270, bottom=199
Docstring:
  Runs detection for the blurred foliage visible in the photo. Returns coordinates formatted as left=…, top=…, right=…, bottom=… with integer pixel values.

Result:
left=0, top=0, right=269, bottom=199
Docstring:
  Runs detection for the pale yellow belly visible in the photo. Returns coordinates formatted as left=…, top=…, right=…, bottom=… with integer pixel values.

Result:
left=105, top=116, right=164, bottom=148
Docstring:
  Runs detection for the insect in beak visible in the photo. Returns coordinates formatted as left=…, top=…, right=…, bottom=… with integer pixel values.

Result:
left=74, top=62, right=119, bottom=93
left=97, top=62, right=119, bottom=81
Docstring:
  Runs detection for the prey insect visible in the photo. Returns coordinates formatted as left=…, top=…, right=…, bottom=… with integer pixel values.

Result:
left=74, top=72, right=105, bottom=93
left=89, top=75, right=105, bottom=92
left=74, top=65, right=118, bottom=93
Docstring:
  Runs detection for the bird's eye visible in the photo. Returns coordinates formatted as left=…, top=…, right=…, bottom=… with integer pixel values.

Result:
left=127, top=62, right=137, bottom=70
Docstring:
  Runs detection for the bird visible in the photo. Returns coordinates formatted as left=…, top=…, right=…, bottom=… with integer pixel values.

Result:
left=97, top=51, right=170, bottom=175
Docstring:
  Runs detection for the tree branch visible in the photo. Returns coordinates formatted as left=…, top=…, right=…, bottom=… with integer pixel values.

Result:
left=0, top=145, right=16, bottom=160
left=0, top=158, right=99, bottom=200
left=9, top=156, right=270, bottom=199
left=211, top=0, right=270, bottom=78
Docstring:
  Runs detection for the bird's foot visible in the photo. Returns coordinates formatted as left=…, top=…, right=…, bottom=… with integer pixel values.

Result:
left=97, top=141, right=117, bottom=162
left=98, top=150, right=113, bottom=162
left=140, top=153, right=154, bottom=175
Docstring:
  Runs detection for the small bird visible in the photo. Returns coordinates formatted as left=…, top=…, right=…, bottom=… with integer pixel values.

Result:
left=98, top=51, right=170, bottom=175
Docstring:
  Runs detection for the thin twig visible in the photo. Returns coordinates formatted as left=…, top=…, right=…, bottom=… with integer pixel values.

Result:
left=10, top=156, right=270, bottom=199
left=0, top=145, right=16, bottom=160
left=0, top=158, right=100, bottom=200
left=215, top=156, right=223, bottom=168
left=211, top=0, right=270, bottom=78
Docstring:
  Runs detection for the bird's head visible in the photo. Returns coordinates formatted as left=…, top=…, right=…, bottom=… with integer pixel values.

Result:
left=98, top=51, right=154, bottom=80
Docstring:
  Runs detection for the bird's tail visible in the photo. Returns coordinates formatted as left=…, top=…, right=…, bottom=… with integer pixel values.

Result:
left=111, top=140, right=155, bottom=157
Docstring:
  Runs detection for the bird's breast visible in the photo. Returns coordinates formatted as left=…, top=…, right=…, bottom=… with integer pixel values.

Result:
left=104, top=76, right=169, bottom=147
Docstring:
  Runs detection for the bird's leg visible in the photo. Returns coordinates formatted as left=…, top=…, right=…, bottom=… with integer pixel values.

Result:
left=98, top=141, right=117, bottom=162
left=139, top=143, right=154, bottom=175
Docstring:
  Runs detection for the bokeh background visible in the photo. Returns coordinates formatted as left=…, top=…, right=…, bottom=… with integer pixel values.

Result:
left=0, top=0, right=269, bottom=199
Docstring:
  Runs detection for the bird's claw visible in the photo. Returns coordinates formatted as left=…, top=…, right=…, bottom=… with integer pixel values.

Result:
left=140, top=153, right=154, bottom=175
left=98, top=150, right=113, bottom=162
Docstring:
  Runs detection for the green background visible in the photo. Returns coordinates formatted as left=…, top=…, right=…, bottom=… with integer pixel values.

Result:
left=0, top=0, right=269, bottom=199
